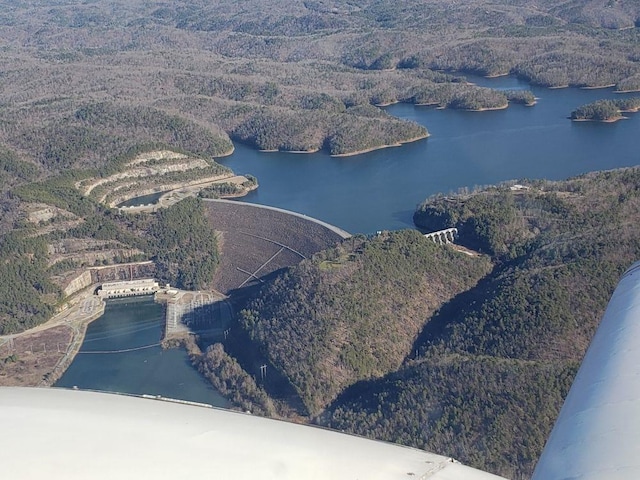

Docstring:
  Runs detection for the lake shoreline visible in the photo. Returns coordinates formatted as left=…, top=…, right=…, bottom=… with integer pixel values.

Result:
left=466, top=103, right=509, bottom=112
left=253, top=133, right=430, bottom=158
left=572, top=116, right=627, bottom=123
left=330, top=133, right=430, bottom=157
left=0, top=286, right=106, bottom=388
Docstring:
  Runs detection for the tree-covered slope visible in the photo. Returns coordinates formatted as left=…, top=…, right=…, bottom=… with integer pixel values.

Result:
left=9, top=102, right=234, bottom=172
left=0, top=233, right=60, bottom=334
left=0, top=0, right=636, bottom=176
left=0, top=192, right=221, bottom=334
left=239, top=230, right=492, bottom=415
left=413, top=171, right=640, bottom=361
left=321, top=168, right=640, bottom=478
left=324, top=355, right=576, bottom=480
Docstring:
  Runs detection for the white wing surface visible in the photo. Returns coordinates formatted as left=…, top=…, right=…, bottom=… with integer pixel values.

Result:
left=532, top=261, right=640, bottom=480
left=0, top=387, right=506, bottom=480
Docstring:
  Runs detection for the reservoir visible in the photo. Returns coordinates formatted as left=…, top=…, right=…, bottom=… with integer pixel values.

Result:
left=219, top=76, right=639, bottom=234
left=59, top=77, right=639, bottom=403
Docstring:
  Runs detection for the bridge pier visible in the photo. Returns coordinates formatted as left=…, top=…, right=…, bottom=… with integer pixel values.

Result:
left=424, top=228, right=458, bottom=245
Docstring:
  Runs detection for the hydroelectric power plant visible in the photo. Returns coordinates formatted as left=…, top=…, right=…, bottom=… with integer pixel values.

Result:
left=55, top=200, right=351, bottom=401
left=97, top=279, right=160, bottom=299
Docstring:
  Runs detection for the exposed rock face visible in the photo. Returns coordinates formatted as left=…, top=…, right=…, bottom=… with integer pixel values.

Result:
left=90, top=262, right=156, bottom=284
left=62, top=270, right=92, bottom=297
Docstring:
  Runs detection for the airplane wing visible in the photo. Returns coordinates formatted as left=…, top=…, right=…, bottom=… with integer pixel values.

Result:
left=532, top=261, right=640, bottom=479
left=4, top=263, right=639, bottom=480
left=0, top=386, right=506, bottom=480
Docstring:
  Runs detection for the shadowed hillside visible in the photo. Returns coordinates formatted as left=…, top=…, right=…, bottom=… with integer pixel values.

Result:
left=238, top=229, right=493, bottom=414
left=320, top=168, right=640, bottom=478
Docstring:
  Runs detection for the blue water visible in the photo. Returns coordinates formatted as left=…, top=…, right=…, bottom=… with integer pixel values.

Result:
left=118, top=191, right=164, bottom=207
left=56, top=297, right=229, bottom=407
left=218, top=76, right=639, bottom=234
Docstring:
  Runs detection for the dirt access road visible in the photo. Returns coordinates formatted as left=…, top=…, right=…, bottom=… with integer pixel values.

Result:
left=0, top=288, right=105, bottom=387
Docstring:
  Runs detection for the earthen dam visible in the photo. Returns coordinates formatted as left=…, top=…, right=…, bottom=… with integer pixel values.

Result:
left=204, top=199, right=350, bottom=294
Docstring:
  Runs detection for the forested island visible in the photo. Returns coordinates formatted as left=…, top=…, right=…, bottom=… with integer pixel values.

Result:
left=571, top=97, right=640, bottom=121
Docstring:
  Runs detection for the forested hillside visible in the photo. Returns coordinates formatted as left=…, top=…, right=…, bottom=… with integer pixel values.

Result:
left=324, top=355, right=576, bottom=479
left=318, top=169, right=640, bottom=478
left=1, top=0, right=638, bottom=239
left=239, top=230, right=493, bottom=415
left=0, top=0, right=636, bottom=192
left=221, top=169, right=640, bottom=478
left=0, top=194, right=220, bottom=334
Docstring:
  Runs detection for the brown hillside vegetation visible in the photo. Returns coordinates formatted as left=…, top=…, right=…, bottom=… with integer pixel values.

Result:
left=0, top=1, right=638, bottom=475
left=0, top=0, right=637, bottom=189
left=321, top=168, right=640, bottom=478
left=226, top=169, right=640, bottom=479
left=1, top=1, right=639, bottom=336
left=239, top=230, right=493, bottom=415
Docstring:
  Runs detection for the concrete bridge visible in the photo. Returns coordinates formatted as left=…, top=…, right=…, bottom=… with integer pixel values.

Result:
left=424, top=228, right=458, bottom=245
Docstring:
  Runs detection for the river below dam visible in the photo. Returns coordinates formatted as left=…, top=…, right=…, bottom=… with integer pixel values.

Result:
left=57, top=75, right=639, bottom=403
left=55, top=297, right=229, bottom=407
